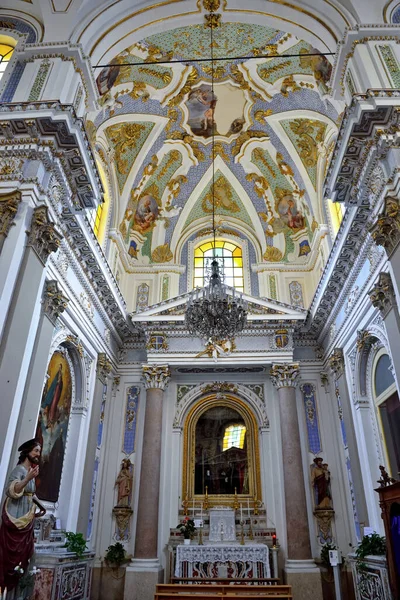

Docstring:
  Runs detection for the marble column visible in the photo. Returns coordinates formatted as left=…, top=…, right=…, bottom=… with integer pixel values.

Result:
left=369, top=271, right=400, bottom=387
left=270, top=364, right=322, bottom=600
left=0, top=205, right=62, bottom=493
left=13, top=280, right=69, bottom=453
left=125, top=364, right=170, bottom=600
left=76, top=353, right=112, bottom=537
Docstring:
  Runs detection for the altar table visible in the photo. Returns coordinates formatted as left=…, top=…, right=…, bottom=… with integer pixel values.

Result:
left=175, top=544, right=270, bottom=579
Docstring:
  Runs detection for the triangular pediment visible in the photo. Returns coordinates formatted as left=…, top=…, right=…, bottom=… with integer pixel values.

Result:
left=130, top=289, right=307, bottom=324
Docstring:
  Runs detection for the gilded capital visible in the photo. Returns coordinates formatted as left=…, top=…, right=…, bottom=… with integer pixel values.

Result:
left=97, top=352, right=112, bottom=384
left=328, top=348, right=344, bottom=378
left=368, top=272, right=397, bottom=318
left=270, top=363, right=300, bottom=389
left=0, top=190, right=22, bottom=242
left=42, top=280, right=69, bottom=325
left=27, top=205, right=62, bottom=264
left=369, top=196, right=400, bottom=258
left=142, top=364, right=170, bottom=390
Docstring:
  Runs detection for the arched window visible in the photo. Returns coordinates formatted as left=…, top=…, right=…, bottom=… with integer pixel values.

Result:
left=373, top=350, right=400, bottom=476
left=223, top=424, right=246, bottom=451
left=326, top=198, right=343, bottom=236
left=89, top=161, right=110, bottom=243
left=0, top=41, right=15, bottom=81
left=194, top=240, right=244, bottom=291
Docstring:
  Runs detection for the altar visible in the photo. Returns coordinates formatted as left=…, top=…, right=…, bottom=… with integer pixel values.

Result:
left=175, top=544, right=271, bottom=579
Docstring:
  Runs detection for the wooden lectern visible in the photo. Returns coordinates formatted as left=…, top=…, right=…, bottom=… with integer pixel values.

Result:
left=375, top=480, right=400, bottom=599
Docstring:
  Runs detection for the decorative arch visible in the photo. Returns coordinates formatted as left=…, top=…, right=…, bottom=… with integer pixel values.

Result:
left=174, top=381, right=269, bottom=430
left=181, top=391, right=263, bottom=502
left=75, top=0, right=351, bottom=65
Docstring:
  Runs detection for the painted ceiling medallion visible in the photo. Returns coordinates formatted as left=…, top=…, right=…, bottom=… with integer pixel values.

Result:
left=182, top=81, right=250, bottom=143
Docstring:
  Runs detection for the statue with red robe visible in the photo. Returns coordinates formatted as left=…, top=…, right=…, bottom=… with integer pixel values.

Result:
left=0, top=439, right=45, bottom=591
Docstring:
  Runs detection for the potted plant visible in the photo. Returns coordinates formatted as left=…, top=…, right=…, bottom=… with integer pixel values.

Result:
left=105, top=542, right=128, bottom=568
left=64, top=531, right=88, bottom=558
left=177, top=517, right=197, bottom=544
left=355, top=533, right=386, bottom=572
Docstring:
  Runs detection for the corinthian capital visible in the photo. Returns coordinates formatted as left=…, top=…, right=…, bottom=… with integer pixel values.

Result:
left=0, top=190, right=21, bottom=243
left=270, top=363, right=300, bottom=389
left=142, top=364, right=170, bottom=390
left=97, top=353, right=112, bottom=384
left=42, top=280, right=69, bottom=325
left=369, top=196, right=400, bottom=258
left=27, top=205, right=62, bottom=264
left=328, top=348, right=344, bottom=378
left=368, top=272, right=397, bottom=318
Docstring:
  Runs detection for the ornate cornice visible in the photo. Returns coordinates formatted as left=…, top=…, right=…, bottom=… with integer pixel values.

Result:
left=42, top=280, right=69, bottom=325
left=27, top=205, right=62, bottom=264
left=368, top=271, right=397, bottom=318
left=270, top=363, right=300, bottom=389
left=96, top=352, right=112, bottom=384
left=142, top=364, right=170, bottom=391
left=0, top=190, right=21, bottom=243
left=328, top=348, right=344, bottom=378
left=369, top=195, right=400, bottom=258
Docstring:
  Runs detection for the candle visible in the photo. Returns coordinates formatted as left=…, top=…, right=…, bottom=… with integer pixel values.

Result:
left=3, top=587, right=7, bottom=600
left=201, top=502, right=203, bottom=522
left=193, top=499, right=195, bottom=515
left=240, top=503, right=243, bottom=521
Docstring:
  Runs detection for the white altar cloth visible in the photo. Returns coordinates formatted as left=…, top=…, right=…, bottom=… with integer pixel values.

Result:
left=175, top=543, right=270, bottom=578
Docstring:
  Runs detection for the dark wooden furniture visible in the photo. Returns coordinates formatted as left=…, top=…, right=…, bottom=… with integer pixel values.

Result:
left=375, top=480, right=400, bottom=599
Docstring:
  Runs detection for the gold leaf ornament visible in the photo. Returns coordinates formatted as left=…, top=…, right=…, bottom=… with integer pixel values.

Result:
left=151, top=244, right=173, bottom=263
left=263, top=246, right=283, bottom=262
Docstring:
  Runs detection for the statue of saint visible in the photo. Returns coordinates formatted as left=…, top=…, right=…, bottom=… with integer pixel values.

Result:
left=115, top=459, right=133, bottom=507
left=0, top=439, right=46, bottom=591
left=310, top=457, right=332, bottom=509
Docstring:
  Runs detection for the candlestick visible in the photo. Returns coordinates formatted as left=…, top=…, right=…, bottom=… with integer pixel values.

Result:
left=204, top=486, right=209, bottom=510
left=199, top=526, right=204, bottom=545
left=182, top=493, right=189, bottom=516
left=240, top=521, right=245, bottom=545
left=233, top=487, right=239, bottom=510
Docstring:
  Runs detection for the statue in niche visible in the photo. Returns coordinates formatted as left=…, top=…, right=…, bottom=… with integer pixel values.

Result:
left=0, top=439, right=46, bottom=592
left=115, top=458, right=133, bottom=507
left=311, top=457, right=332, bottom=509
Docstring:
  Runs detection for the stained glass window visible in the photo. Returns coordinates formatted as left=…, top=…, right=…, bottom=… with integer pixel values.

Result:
left=223, top=424, right=246, bottom=450
left=194, top=240, right=244, bottom=291
left=0, top=43, right=14, bottom=81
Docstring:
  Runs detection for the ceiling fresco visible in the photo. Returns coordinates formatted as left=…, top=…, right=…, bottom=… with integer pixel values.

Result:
left=87, top=15, right=339, bottom=268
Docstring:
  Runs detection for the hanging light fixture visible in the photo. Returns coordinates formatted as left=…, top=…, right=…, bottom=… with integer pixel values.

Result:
left=185, top=8, right=248, bottom=343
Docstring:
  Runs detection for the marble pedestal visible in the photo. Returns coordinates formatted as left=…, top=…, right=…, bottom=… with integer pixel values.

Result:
left=124, top=560, right=164, bottom=600
left=284, top=560, right=323, bottom=600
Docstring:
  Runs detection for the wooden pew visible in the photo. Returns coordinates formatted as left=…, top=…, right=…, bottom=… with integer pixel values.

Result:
left=154, top=591, right=293, bottom=600
left=155, top=584, right=292, bottom=600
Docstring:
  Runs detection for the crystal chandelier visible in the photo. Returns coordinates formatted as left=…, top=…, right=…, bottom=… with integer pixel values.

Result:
left=185, top=10, right=248, bottom=342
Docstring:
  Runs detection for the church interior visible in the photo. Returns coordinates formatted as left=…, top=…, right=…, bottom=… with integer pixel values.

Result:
left=1, top=1, right=400, bottom=599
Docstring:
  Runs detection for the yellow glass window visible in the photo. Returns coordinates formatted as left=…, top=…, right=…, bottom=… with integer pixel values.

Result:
left=89, top=161, right=110, bottom=243
left=0, top=43, right=14, bottom=80
left=223, top=424, right=246, bottom=451
left=193, top=240, right=244, bottom=291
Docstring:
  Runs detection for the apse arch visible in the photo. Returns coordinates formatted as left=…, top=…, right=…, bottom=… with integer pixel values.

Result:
left=75, top=0, right=351, bottom=66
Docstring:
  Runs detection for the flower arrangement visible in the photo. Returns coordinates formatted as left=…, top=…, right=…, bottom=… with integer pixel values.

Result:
left=177, top=517, right=197, bottom=540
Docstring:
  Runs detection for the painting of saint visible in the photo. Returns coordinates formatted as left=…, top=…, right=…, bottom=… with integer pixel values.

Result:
left=133, top=193, right=159, bottom=234
left=186, top=86, right=218, bottom=138
left=96, top=63, right=121, bottom=96
left=35, top=350, right=72, bottom=503
left=276, top=191, right=305, bottom=232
